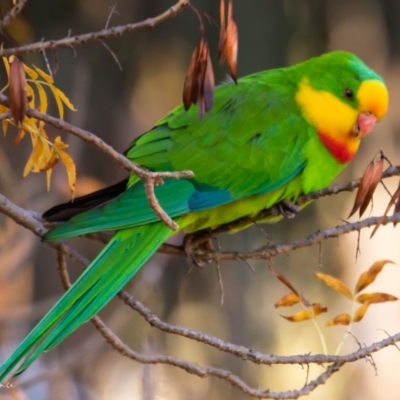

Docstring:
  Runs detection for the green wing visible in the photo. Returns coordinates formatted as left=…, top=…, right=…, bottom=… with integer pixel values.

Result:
left=47, top=69, right=312, bottom=240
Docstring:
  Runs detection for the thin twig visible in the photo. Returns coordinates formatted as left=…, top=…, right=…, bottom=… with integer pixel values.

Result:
left=144, top=177, right=178, bottom=230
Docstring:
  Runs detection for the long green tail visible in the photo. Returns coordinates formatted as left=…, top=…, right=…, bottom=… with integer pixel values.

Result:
left=0, top=222, right=172, bottom=381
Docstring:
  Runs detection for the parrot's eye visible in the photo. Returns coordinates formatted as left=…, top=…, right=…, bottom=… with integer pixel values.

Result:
left=344, top=88, right=354, bottom=100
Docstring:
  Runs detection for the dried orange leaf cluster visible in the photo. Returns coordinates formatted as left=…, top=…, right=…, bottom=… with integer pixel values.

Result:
left=348, top=151, right=384, bottom=218
left=274, top=260, right=397, bottom=325
left=218, top=0, right=238, bottom=82
left=183, top=32, right=214, bottom=119
left=271, top=266, right=328, bottom=322
left=346, top=150, right=400, bottom=238
left=0, top=56, right=77, bottom=196
left=183, top=0, right=238, bottom=119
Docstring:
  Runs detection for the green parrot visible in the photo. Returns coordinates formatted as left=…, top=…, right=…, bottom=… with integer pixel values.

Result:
left=0, top=51, right=389, bottom=380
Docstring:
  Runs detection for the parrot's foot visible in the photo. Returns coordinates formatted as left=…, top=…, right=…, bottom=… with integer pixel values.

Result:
left=277, top=200, right=301, bottom=219
left=183, top=233, right=214, bottom=268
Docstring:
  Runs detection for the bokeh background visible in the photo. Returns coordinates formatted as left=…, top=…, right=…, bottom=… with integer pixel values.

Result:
left=0, top=0, right=400, bottom=399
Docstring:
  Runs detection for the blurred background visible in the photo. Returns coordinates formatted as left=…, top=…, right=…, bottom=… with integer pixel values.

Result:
left=0, top=0, right=400, bottom=399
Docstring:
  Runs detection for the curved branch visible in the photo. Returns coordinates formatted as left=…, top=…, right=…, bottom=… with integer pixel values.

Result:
left=0, top=93, right=192, bottom=230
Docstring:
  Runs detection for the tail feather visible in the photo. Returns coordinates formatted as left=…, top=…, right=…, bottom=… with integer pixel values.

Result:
left=0, top=222, right=172, bottom=381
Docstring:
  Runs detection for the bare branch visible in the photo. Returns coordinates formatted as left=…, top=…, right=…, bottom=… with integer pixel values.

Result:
left=0, top=0, right=28, bottom=30
left=0, top=0, right=190, bottom=58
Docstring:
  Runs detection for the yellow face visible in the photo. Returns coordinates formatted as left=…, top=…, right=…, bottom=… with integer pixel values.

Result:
left=295, top=77, right=388, bottom=159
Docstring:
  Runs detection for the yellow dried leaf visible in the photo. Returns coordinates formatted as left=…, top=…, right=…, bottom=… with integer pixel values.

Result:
left=274, top=293, right=300, bottom=308
left=355, top=260, right=394, bottom=293
left=53, top=136, right=69, bottom=150
left=2, top=56, right=10, bottom=77
left=353, top=302, right=370, bottom=322
left=49, top=86, right=64, bottom=119
left=23, top=136, right=44, bottom=177
left=33, top=65, right=54, bottom=84
left=356, top=292, right=398, bottom=304
left=326, top=313, right=351, bottom=326
left=282, top=309, right=313, bottom=322
left=315, top=272, right=353, bottom=299
left=23, top=64, right=39, bottom=80
left=31, top=81, right=48, bottom=114
left=49, top=86, right=76, bottom=119
left=59, top=149, right=76, bottom=198
left=26, top=84, right=35, bottom=108
left=311, top=303, right=328, bottom=316
left=282, top=304, right=327, bottom=322
left=37, top=151, right=59, bottom=172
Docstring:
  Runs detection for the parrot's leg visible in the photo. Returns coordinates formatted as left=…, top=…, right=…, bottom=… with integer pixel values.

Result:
left=277, top=200, right=301, bottom=219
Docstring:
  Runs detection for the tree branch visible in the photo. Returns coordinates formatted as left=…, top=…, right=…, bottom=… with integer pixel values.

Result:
left=0, top=0, right=190, bottom=58
left=0, top=0, right=28, bottom=30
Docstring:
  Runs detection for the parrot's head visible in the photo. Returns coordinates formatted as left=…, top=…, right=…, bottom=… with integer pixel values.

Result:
left=295, top=51, right=389, bottom=163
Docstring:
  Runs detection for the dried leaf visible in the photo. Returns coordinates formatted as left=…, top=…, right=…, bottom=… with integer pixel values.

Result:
left=49, top=86, right=65, bottom=119
left=356, top=292, right=397, bottom=304
left=218, top=0, right=226, bottom=65
left=14, top=128, right=26, bottom=145
left=51, top=86, right=76, bottom=111
left=274, top=292, right=300, bottom=308
left=9, top=57, right=27, bottom=124
left=59, top=149, right=76, bottom=198
left=225, top=0, right=238, bottom=82
left=282, top=303, right=327, bottom=322
left=218, top=0, right=238, bottom=82
left=353, top=302, right=370, bottom=322
left=311, top=303, right=328, bottom=316
left=355, top=260, right=394, bottom=293
left=23, top=136, right=44, bottom=177
left=202, top=50, right=214, bottom=115
left=326, top=313, right=351, bottom=326
left=23, top=64, right=39, bottom=80
left=38, top=151, right=59, bottom=172
left=282, top=309, right=313, bottom=322
left=359, top=153, right=384, bottom=216
left=54, top=136, right=76, bottom=198
left=26, top=84, right=35, bottom=109
left=183, top=34, right=214, bottom=119
left=31, top=81, right=48, bottom=114
left=183, top=40, right=202, bottom=111
left=348, top=161, right=374, bottom=218
left=269, top=265, right=299, bottom=297
left=315, top=272, right=353, bottom=300
left=33, top=64, right=53, bottom=84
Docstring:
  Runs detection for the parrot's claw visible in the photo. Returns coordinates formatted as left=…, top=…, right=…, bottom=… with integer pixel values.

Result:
left=183, top=233, right=214, bottom=268
left=277, top=200, right=301, bottom=219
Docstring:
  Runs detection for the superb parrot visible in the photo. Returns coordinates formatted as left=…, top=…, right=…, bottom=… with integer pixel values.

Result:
left=0, top=51, right=389, bottom=380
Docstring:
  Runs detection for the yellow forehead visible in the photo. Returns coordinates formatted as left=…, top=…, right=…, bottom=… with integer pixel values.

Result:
left=357, top=79, right=388, bottom=120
